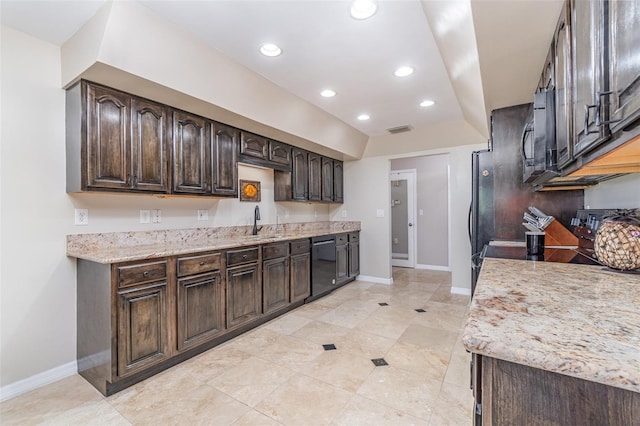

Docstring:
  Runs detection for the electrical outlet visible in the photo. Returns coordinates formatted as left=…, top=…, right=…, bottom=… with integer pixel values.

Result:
left=140, top=210, right=151, bottom=223
left=341, top=210, right=348, bottom=218
left=197, top=210, right=209, bottom=221
left=151, top=209, right=162, bottom=223
left=376, top=209, right=385, bottom=218
left=74, top=209, right=89, bottom=225
left=419, top=209, right=424, bottom=216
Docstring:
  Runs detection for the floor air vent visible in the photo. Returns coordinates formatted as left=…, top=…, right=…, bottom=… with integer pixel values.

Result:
left=386, top=125, right=412, bottom=134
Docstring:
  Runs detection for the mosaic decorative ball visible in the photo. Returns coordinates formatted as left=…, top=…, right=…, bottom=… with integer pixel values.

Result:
left=594, top=217, right=640, bottom=271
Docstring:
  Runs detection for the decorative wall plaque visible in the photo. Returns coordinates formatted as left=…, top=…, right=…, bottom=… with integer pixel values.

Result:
left=239, top=180, right=261, bottom=202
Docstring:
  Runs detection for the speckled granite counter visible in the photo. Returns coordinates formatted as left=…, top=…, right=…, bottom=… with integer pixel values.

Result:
left=67, top=221, right=360, bottom=263
left=463, top=257, right=640, bottom=393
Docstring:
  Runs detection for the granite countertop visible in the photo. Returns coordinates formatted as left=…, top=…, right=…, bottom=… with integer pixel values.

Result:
left=463, top=257, right=640, bottom=393
left=67, top=221, right=360, bottom=264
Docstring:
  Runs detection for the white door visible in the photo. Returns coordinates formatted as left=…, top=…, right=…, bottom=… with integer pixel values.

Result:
left=390, top=170, right=416, bottom=268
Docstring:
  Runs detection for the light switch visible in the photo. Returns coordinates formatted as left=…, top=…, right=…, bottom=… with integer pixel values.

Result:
left=140, top=210, right=151, bottom=223
left=376, top=209, right=385, bottom=218
left=341, top=210, right=348, bottom=218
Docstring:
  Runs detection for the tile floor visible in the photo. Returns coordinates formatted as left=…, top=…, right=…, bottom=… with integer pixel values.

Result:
left=1, top=268, right=472, bottom=425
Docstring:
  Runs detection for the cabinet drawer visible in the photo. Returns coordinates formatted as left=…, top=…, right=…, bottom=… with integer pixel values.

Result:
left=290, top=239, right=310, bottom=255
left=177, top=253, right=221, bottom=277
left=117, top=261, right=167, bottom=288
left=262, top=242, right=289, bottom=260
left=348, top=232, right=359, bottom=242
left=226, top=247, right=259, bottom=266
left=336, top=234, right=348, bottom=244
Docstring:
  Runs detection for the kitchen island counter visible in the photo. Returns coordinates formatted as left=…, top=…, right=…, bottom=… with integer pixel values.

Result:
left=463, top=257, right=640, bottom=393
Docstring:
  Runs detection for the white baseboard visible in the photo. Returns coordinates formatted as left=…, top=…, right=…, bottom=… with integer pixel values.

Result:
left=391, top=253, right=409, bottom=259
left=451, top=287, right=472, bottom=296
left=415, top=264, right=452, bottom=272
left=357, top=275, right=393, bottom=285
left=0, top=360, right=77, bottom=402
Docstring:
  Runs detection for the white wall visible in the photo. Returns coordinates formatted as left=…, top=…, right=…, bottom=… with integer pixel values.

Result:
left=584, top=174, right=640, bottom=209
left=0, top=26, right=328, bottom=396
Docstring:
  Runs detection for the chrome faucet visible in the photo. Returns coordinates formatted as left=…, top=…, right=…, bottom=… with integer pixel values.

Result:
left=252, top=205, right=263, bottom=235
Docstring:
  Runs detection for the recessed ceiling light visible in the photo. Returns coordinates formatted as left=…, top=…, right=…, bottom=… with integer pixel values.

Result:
left=350, top=0, right=377, bottom=20
left=321, top=89, right=336, bottom=98
left=420, top=100, right=435, bottom=107
left=357, top=114, right=370, bottom=121
left=260, top=43, right=282, bottom=57
left=394, top=66, right=414, bottom=77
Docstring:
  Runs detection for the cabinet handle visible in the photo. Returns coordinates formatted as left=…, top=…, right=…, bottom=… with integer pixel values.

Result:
left=596, top=91, right=621, bottom=126
left=583, top=103, right=599, bottom=135
left=127, top=174, right=132, bottom=186
left=242, top=254, right=248, bottom=259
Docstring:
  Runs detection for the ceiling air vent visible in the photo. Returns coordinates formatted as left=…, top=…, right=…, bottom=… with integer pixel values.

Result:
left=386, top=125, right=412, bottom=134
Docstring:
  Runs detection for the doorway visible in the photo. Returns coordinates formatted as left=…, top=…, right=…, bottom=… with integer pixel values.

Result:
left=390, top=170, right=416, bottom=268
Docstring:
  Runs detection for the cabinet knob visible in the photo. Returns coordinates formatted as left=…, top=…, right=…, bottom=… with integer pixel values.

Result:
left=142, top=271, right=149, bottom=277
left=242, top=254, right=248, bottom=259
left=199, top=261, right=205, bottom=265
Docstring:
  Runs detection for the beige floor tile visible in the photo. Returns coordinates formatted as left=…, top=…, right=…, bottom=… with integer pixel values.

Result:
left=292, top=302, right=334, bottom=319
left=255, top=374, right=353, bottom=426
left=0, top=375, right=108, bottom=425
left=355, top=306, right=416, bottom=340
left=296, top=349, right=375, bottom=392
left=231, top=409, right=283, bottom=426
left=356, top=366, right=441, bottom=421
left=330, top=394, right=427, bottom=426
left=428, top=382, right=474, bottom=426
left=410, top=302, right=468, bottom=333
left=428, top=288, right=470, bottom=306
left=209, top=356, right=295, bottom=407
left=443, top=351, right=471, bottom=388
left=264, top=312, right=313, bottom=335
left=333, top=328, right=396, bottom=360
left=398, top=324, right=459, bottom=358
left=180, top=345, right=254, bottom=383
left=107, top=372, right=250, bottom=425
left=384, top=341, right=449, bottom=381
left=291, top=320, right=352, bottom=345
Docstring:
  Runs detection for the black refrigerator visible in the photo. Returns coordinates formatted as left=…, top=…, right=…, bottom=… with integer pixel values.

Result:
left=469, top=103, right=584, bottom=294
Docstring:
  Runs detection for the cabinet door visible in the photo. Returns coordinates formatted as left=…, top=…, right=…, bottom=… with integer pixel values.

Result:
left=336, top=243, right=348, bottom=284
left=211, top=122, right=238, bottom=196
left=269, top=140, right=292, bottom=167
left=554, top=3, right=573, bottom=168
left=308, top=152, right=322, bottom=201
left=130, top=97, right=169, bottom=192
left=290, top=252, right=310, bottom=303
left=321, top=157, right=334, bottom=202
left=538, top=46, right=555, bottom=93
left=607, top=0, right=640, bottom=134
left=86, top=84, right=131, bottom=190
left=348, top=242, right=359, bottom=278
left=117, top=282, right=169, bottom=377
left=173, top=111, right=211, bottom=194
left=292, top=148, right=308, bottom=201
left=226, top=263, right=261, bottom=328
left=177, top=272, right=224, bottom=351
left=240, top=132, right=268, bottom=160
left=333, top=161, right=344, bottom=203
left=263, top=257, right=290, bottom=315
left=572, top=0, right=607, bottom=156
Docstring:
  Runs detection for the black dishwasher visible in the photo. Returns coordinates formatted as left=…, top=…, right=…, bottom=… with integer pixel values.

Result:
left=308, top=236, right=336, bottom=302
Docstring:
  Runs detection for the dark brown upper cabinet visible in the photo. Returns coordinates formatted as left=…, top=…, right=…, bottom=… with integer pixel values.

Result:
left=66, top=81, right=170, bottom=194
left=291, top=148, right=309, bottom=201
left=554, top=1, right=573, bottom=168
left=308, top=152, right=322, bottom=201
left=333, top=160, right=344, bottom=203
left=239, top=131, right=292, bottom=171
left=268, top=140, right=292, bottom=167
left=173, top=110, right=211, bottom=195
left=321, top=157, right=334, bottom=202
left=240, top=131, right=268, bottom=160
left=571, top=0, right=607, bottom=157
left=211, top=122, right=238, bottom=196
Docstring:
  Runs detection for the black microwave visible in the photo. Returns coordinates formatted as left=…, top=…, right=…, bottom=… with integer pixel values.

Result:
left=522, top=90, right=558, bottom=185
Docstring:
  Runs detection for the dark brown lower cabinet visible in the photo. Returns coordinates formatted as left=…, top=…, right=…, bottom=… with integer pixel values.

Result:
left=226, top=263, right=261, bottom=329
left=474, top=354, right=640, bottom=425
left=263, top=257, right=290, bottom=314
left=348, top=232, right=359, bottom=278
left=290, top=239, right=311, bottom=303
left=177, top=272, right=224, bottom=351
left=336, top=234, right=349, bottom=285
left=116, top=282, right=170, bottom=378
